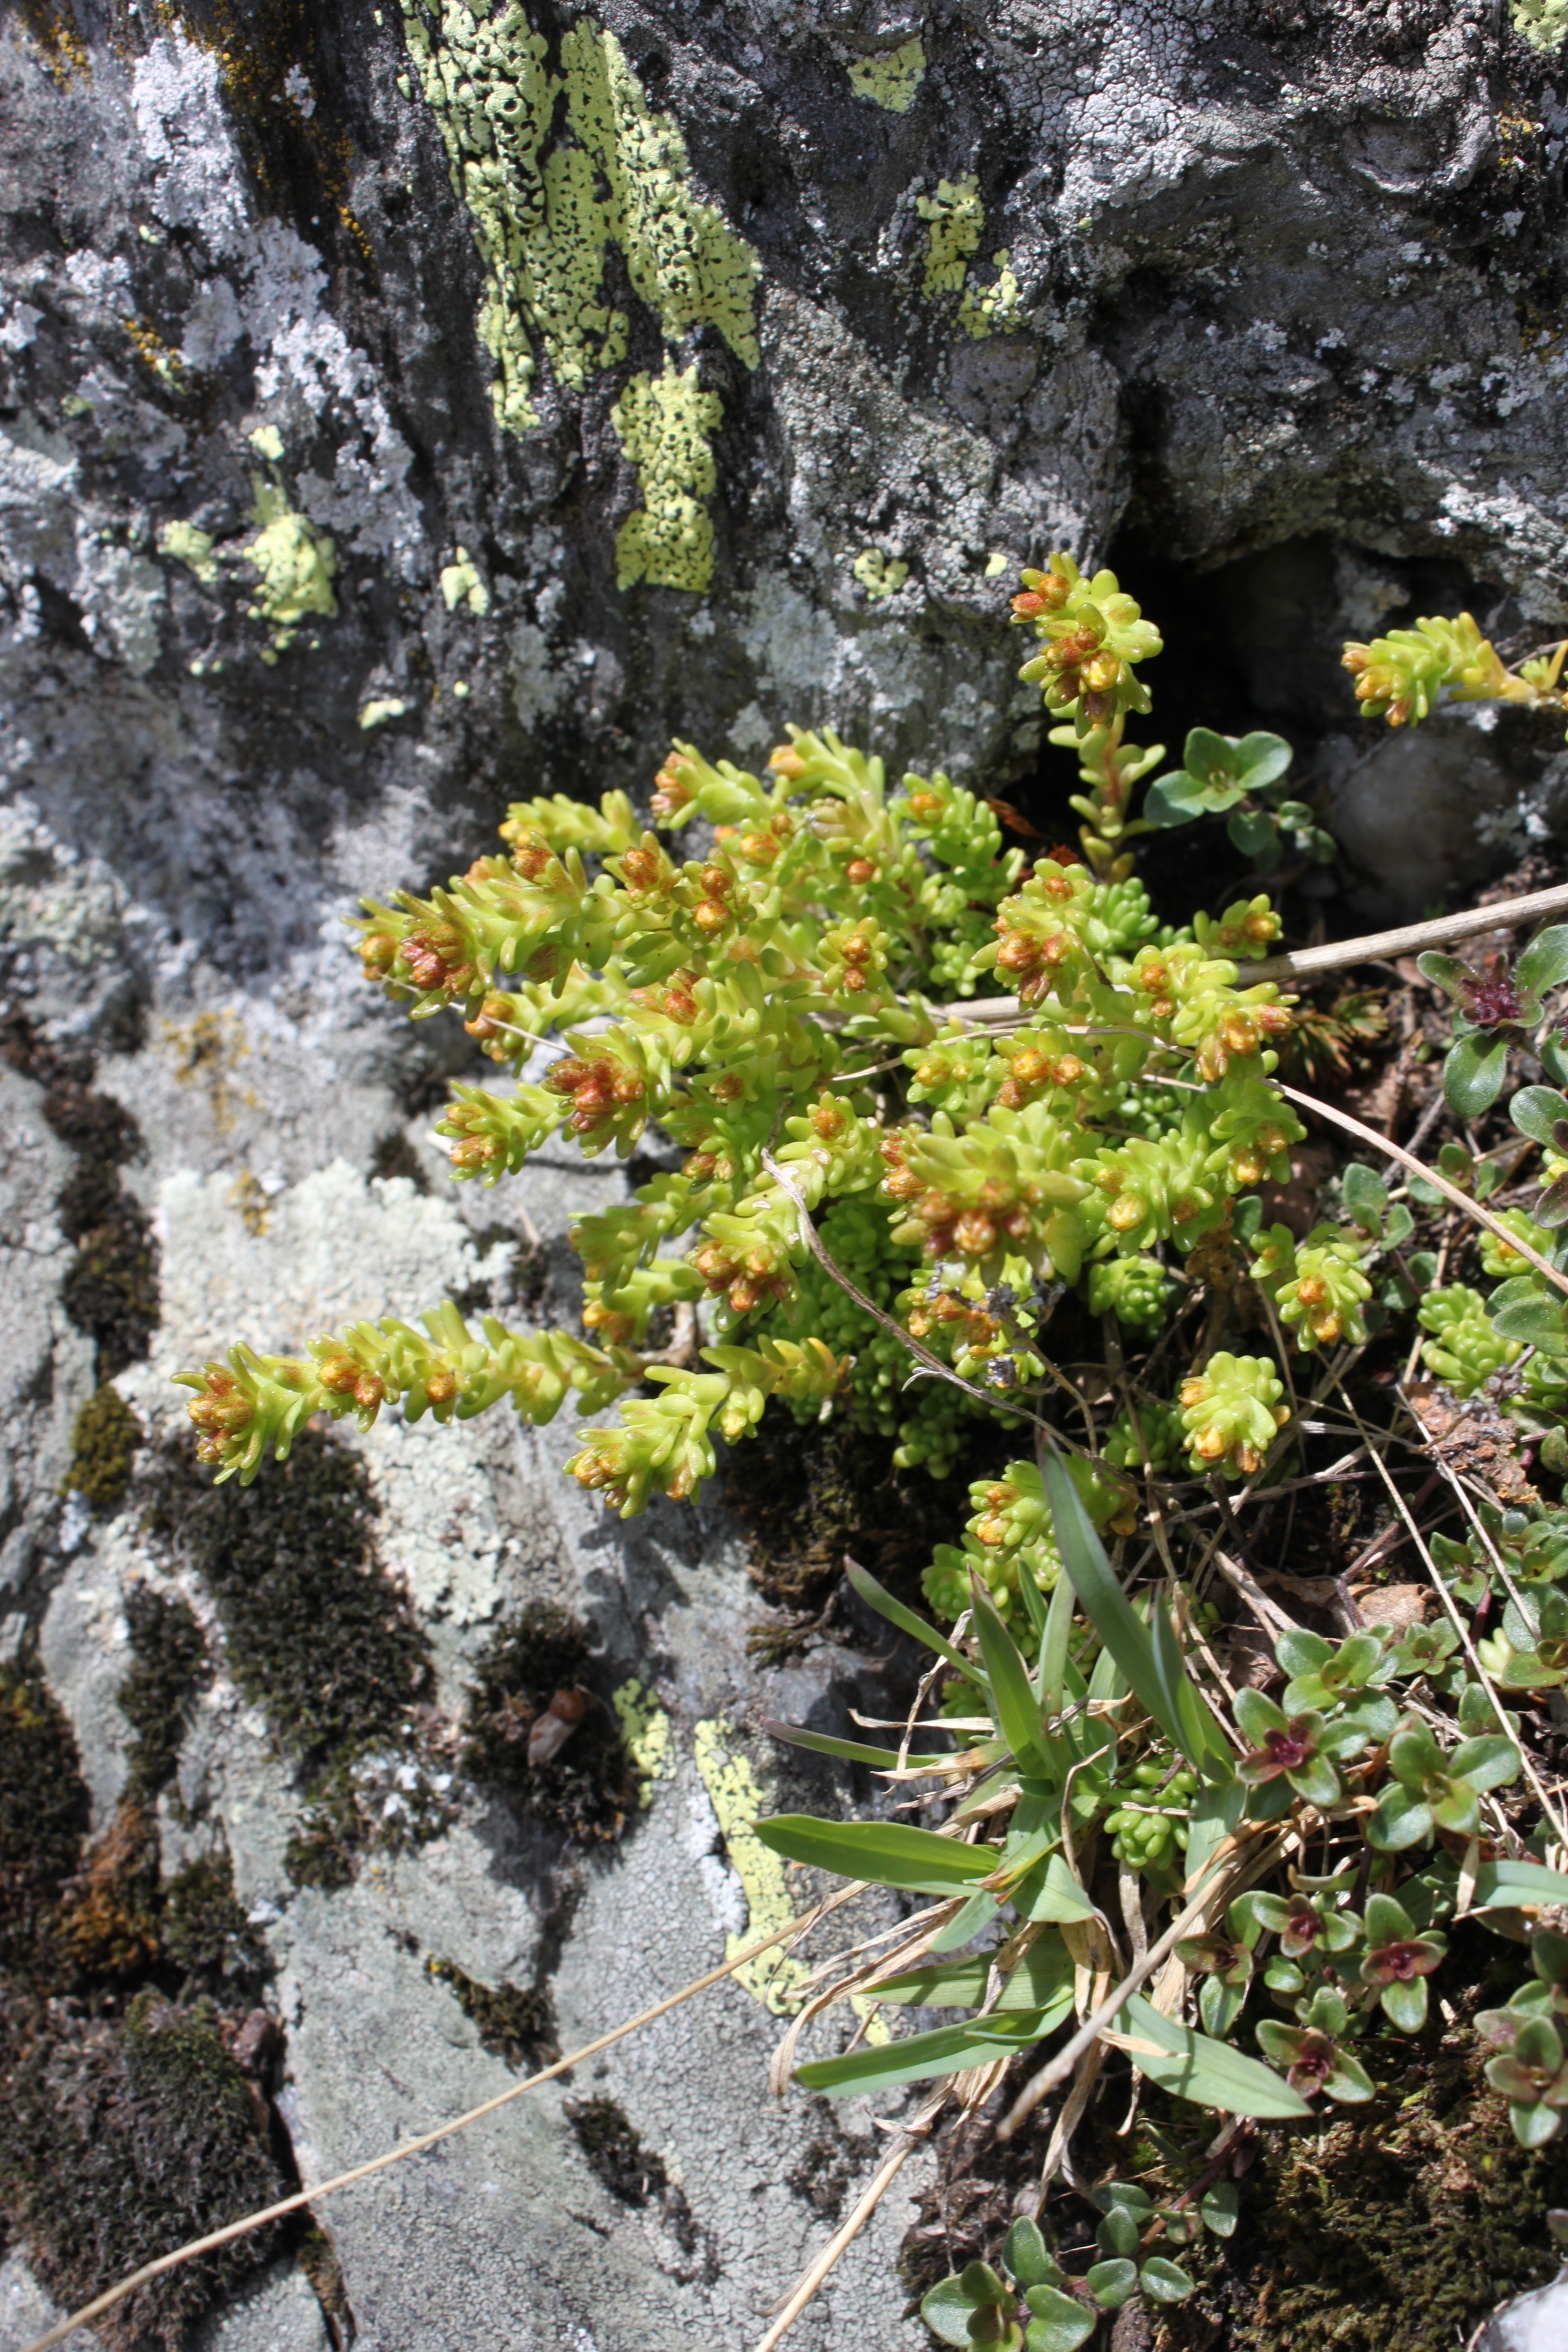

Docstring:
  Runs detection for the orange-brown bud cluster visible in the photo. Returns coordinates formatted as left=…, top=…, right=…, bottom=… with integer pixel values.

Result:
left=630, top=969, right=701, bottom=1026
left=318, top=1355, right=386, bottom=1415
left=811, top=1092, right=850, bottom=1141
left=845, top=856, right=877, bottom=885
left=994, top=1044, right=1087, bottom=1109
left=544, top=1054, right=646, bottom=1135
left=652, top=751, right=697, bottom=817
left=583, top=1299, right=639, bottom=1347
left=1208, top=908, right=1281, bottom=956
left=1011, top=569, right=1072, bottom=620
left=691, top=1239, right=790, bottom=1316
left=508, top=829, right=561, bottom=884
left=619, top=844, right=674, bottom=898
left=905, top=1288, right=972, bottom=1340
left=1194, top=1003, right=1292, bottom=1085
left=401, top=921, right=477, bottom=1000
left=358, top=932, right=398, bottom=977
left=993, top=915, right=1078, bottom=1005
left=768, top=743, right=809, bottom=781
left=186, top=1369, right=255, bottom=1466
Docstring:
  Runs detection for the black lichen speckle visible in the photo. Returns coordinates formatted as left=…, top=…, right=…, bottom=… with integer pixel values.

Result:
left=0, top=1646, right=91, bottom=1985
left=0, top=1989, right=288, bottom=2351
left=463, top=1603, right=635, bottom=1843
left=64, top=1383, right=143, bottom=1513
left=118, top=1584, right=210, bottom=1800
left=427, top=1955, right=555, bottom=2068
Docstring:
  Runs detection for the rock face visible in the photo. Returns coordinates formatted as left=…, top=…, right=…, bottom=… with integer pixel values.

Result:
left=6, top=1, right=1568, bottom=2344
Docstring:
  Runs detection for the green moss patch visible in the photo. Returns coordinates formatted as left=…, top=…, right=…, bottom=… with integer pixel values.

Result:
left=164, top=1848, right=267, bottom=1989
left=463, top=1603, right=635, bottom=1843
left=65, top=1384, right=144, bottom=1513
left=45, top=1078, right=160, bottom=1377
left=0, top=1989, right=288, bottom=2350
left=1205, top=2050, right=1568, bottom=2352
left=148, top=1429, right=440, bottom=1887
left=118, top=1584, right=210, bottom=1799
left=150, top=1429, right=430, bottom=1765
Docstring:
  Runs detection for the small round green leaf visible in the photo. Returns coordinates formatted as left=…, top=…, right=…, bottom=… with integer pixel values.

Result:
left=1200, top=2181, right=1240, bottom=2238
left=1517, top=925, right=1568, bottom=999
left=1140, top=2257, right=1196, bottom=2304
left=1512, top=1086, right=1568, bottom=1148
left=1086, top=2259, right=1139, bottom=2309
left=1023, top=2286, right=1098, bottom=2352
left=1378, top=1974, right=1429, bottom=2034
left=1003, top=2218, right=1055, bottom=2291
left=921, top=2277, right=982, bottom=2346
left=1096, top=2207, right=1140, bottom=2257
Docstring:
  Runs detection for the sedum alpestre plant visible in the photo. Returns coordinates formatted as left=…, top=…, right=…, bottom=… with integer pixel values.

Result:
left=177, top=557, right=1568, bottom=2340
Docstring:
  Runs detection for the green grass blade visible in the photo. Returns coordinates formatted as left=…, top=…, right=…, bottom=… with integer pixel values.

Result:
left=756, top=1813, right=997, bottom=1894
left=1041, top=1440, right=1199, bottom=1760
left=758, top=1719, right=959, bottom=1772
left=796, top=2007, right=1064, bottom=2097
left=1119, top=1994, right=1310, bottom=2118
left=971, top=1576, right=1050, bottom=1773
left=844, top=1557, right=976, bottom=1677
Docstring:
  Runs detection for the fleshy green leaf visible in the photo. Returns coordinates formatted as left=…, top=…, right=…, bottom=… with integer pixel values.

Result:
left=1201, top=2182, right=1239, bottom=2238
left=1087, top=2258, right=1139, bottom=2308
left=1115, top=1994, right=1312, bottom=2118
left=1444, top=1033, right=1511, bottom=1119
left=922, top=2276, right=984, bottom=2346
left=1511, top=1086, right=1568, bottom=1149
left=1142, top=774, right=1210, bottom=828
left=1140, top=2257, right=1197, bottom=2304
left=1491, top=1294, right=1568, bottom=1349
left=1003, top=2217, right=1057, bottom=2291
left=1518, top=925, right=1568, bottom=999
left=1232, top=732, right=1294, bottom=791
left=1378, top=1974, right=1428, bottom=2034
left=1023, top=2286, right=1098, bottom=2352
left=755, top=1814, right=997, bottom=1894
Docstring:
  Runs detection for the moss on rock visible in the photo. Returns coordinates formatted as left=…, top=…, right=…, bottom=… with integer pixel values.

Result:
left=164, top=1847, right=267, bottom=1989
left=427, top=1955, right=554, bottom=2068
left=150, top=1429, right=430, bottom=1767
left=0, top=1646, right=91, bottom=1985
left=463, top=1602, right=635, bottom=1843
left=0, top=1990, right=287, bottom=2349
left=118, top=1583, right=210, bottom=1799
left=64, top=1383, right=143, bottom=1513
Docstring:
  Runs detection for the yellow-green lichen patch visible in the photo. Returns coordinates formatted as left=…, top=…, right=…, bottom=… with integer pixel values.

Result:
left=439, top=545, right=490, bottom=615
left=847, top=36, right=926, bottom=113
left=359, top=696, right=412, bottom=729
left=247, top=424, right=285, bottom=461
left=157, top=520, right=219, bottom=585
left=959, top=250, right=1024, bottom=339
left=692, top=1716, right=809, bottom=2011
left=398, top=5, right=760, bottom=434
left=611, top=1678, right=674, bottom=1805
left=918, top=174, right=982, bottom=298
left=612, top=363, right=723, bottom=593
left=242, top=477, right=337, bottom=659
left=853, top=549, right=908, bottom=601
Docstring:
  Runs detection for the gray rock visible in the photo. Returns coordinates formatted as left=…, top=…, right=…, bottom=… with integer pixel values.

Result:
left=1474, top=2269, right=1568, bottom=2352
left=0, top=2252, right=330, bottom=2352
left=11, top=1, right=1568, bottom=2342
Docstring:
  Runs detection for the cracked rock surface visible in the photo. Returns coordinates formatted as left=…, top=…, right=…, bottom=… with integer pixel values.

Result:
left=8, top=0, right=1568, bottom=2343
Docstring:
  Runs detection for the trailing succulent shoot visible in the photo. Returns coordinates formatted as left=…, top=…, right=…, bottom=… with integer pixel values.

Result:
left=182, top=553, right=1333, bottom=1515
left=177, top=556, right=1568, bottom=2317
